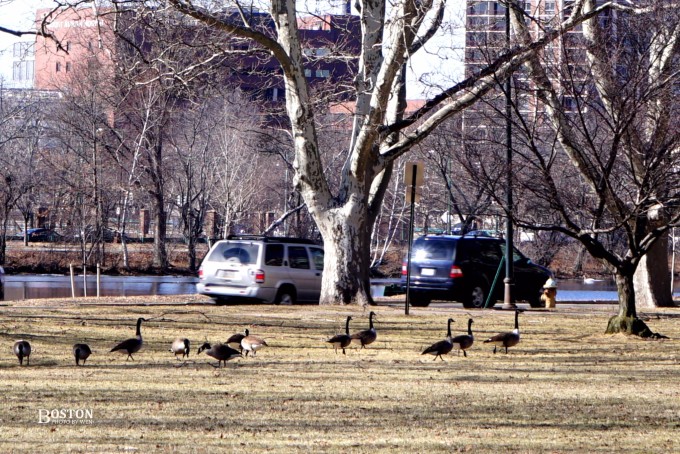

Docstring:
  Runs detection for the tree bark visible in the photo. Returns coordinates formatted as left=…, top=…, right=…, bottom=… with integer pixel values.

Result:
left=317, top=208, right=374, bottom=306
left=634, top=232, right=673, bottom=308
left=605, top=271, right=659, bottom=337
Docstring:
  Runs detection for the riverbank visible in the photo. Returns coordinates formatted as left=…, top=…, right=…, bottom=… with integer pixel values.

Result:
left=2, top=241, right=208, bottom=276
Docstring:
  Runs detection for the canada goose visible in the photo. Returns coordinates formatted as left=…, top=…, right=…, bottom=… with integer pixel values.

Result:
left=169, top=338, right=190, bottom=360
left=483, top=310, right=520, bottom=354
left=13, top=340, right=31, bottom=366
left=241, top=330, right=268, bottom=357
left=450, top=318, right=474, bottom=357
left=350, top=311, right=377, bottom=348
left=73, top=343, right=92, bottom=366
left=110, top=317, right=146, bottom=360
left=422, top=318, right=454, bottom=361
left=197, top=342, right=241, bottom=367
left=326, top=316, right=353, bottom=355
left=226, top=329, right=248, bottom=352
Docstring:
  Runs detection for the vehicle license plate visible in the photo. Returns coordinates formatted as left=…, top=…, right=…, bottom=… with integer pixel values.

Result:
left=421, top=268, right=436, bottom=276
left=217, top=270, right=236, bottom=279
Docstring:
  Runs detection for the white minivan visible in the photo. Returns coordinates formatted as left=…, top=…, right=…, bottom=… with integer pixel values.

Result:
left=197, top=235, right=324, bottom=305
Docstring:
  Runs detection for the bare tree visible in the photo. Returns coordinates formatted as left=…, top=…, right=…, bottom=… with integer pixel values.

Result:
left=0, top=0, right=628, bottom=304
left=0, top=87, right=44, bottom=263
left=152, top=0, right=612, bottom=305
left=495, top=1, right=680, bottom=335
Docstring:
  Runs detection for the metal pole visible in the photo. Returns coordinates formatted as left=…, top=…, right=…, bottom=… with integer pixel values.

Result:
left=446, top=158, right=451, bottom=234
left=405, top=165, right=418, bottom=315
left=672, top=227, right=676, bottom=296
left=97, top=263, right=101, bottom=298
left=502, top=1, right=516, bottom=310
left=83, top=264, right=87, bottom=297
left=70, top=263, right=75, bottom=299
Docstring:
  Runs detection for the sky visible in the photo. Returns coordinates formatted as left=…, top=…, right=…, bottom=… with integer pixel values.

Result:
left=0, top=0, right=465, bottom=98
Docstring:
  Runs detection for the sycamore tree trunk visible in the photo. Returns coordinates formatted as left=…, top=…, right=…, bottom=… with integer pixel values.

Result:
left=317, top=208, right=374, bottom=306
left=634, top=232, right=673, bottom=308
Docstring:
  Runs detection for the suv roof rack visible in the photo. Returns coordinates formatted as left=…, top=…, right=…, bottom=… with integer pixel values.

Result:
left=226, top=234, right=317, bottom=245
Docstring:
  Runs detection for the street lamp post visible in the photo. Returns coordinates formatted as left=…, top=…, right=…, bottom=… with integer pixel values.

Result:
left=502, top=0, right=516, bottom=310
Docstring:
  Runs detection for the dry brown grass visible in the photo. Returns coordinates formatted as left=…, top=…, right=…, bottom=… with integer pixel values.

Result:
left=1, top=297, right=679, bottom=453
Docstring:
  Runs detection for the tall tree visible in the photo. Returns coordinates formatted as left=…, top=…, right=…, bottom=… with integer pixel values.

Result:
left=493, top=1, right=680, bottom=335
left=155, top=0, right=613, bottom=305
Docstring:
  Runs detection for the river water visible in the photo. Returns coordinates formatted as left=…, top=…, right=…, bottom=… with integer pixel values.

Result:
left=1, top=274, right=679, bottom=302
left=0, top=275, right=198, bottom=301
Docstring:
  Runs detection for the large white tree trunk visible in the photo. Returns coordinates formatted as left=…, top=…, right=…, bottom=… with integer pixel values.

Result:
left=634, top=232, right=673, bottom=308
left=316, top=202, right=373, bottom=306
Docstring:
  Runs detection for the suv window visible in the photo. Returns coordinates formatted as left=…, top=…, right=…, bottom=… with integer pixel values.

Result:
left=264, top=244, right=284, bottom=266
left=310, top=247, right=324, bottom=270
left=288, top=246, right=310, bottom=269
left=500, top=244, right=526, bottom=263
left=413, top=238, right=455, bottom=260
left=476, top=240, right=502, bottom=264
left=208, top=242, right=260, bottom=264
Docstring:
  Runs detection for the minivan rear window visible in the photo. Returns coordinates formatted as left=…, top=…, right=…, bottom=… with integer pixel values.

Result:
left=208, top=242, right=260, bottom=265
left=412, top=239, right=455, bottom=260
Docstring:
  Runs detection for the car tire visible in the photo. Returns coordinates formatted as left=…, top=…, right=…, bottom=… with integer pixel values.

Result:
left=213, top=297, right=230, bottom=305
left=409, top=298, right=431, bottom=307
left=274, top=287, right=296, bottom=305
left=463, top=281, right=489, bottom=309
left=528, top=290, right=545, bottom=308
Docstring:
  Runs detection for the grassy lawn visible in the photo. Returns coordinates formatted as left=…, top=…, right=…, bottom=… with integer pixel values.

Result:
left=1, top=297, right=679, bottom=453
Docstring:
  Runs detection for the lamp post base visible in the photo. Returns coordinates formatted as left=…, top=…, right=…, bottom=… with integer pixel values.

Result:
left=502, top=279, right=516, bottom=309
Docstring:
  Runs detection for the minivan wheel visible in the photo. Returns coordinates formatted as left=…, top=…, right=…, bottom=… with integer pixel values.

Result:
left=274, top=287, right=296, bottom=305
left=212, top=297, right=230, bottom=306
left=463, top=282, right=488, bottom=309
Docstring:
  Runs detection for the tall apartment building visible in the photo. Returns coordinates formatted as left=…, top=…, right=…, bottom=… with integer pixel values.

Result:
left=463, top=0, right=599, bottom=133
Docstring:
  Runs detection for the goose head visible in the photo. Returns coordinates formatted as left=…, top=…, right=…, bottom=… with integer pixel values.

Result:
left=197, top=342, right=211, bottom=355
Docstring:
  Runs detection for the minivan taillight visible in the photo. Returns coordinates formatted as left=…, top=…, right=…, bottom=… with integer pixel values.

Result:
left=450, top=266, right=463, bottom=278
left=198, top=269, right=204, bottom=280
left=401, top=262, right=408, bottom=275
left=254, top=270, right=265, bottom=283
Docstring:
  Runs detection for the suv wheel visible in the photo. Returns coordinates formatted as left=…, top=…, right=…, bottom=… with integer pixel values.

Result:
left=408, top=294, right=431, bottom=307
left=274, top=287, right=296, bottom=305
left=528, top=289, right=545, bottom=308
left=463, top=282, right=489, bottom=309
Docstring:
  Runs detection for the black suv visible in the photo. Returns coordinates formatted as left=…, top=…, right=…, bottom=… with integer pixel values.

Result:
left=401, top=234, right=552, bottom=308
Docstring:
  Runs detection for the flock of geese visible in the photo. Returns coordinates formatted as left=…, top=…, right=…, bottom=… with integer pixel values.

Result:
left=10, top=310, right=522, bottom=367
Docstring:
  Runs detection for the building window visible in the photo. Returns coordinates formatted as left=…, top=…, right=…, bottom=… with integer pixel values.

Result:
left=303, top=47, right=330, bottom=57
left=13, top=61, right=34, bottom=81
left=56, top=62, right=61, bottom=72
left=304, top=69, right=312, bottom=77
left=315, top=69, right=330, bottom=78
left=544, top=1, right=556, bottom=16
left=13, top=42, right=35, bottom=58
